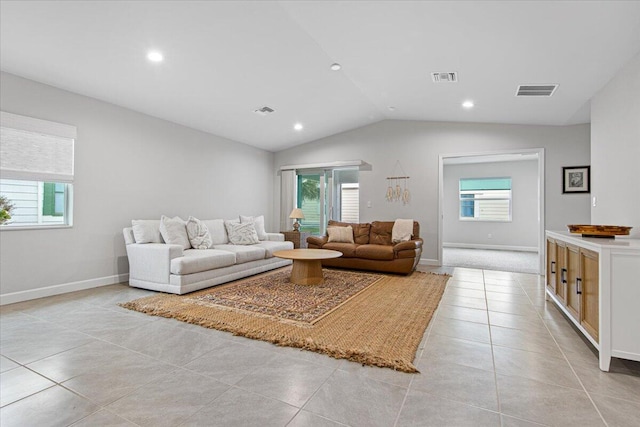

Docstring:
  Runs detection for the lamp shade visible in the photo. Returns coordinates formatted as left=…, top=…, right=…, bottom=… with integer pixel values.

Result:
left=289, top=208, right=305, bottom=219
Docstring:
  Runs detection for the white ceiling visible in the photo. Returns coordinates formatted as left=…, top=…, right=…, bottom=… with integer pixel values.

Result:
left=1, top=1, right=640, bottom=152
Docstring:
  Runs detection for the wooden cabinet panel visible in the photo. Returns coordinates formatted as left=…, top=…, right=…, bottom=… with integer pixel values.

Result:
left=581, top=249, right=599, bottom=342
left=546, top=238, right=557, bottom=292
left=565, top=244, right=581, bottom=319
left=555, top=241, right=567, bottom=304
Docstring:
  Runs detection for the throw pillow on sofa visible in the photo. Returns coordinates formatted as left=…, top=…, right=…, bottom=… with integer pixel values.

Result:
left=159, top=215, right=191, bottom=250
left=327, top=226, right=355, bottom=243
left=186, top=216, right=213, bottom=249
left=203, top=219, right=228, bottom=246
left=131, top=219, right=163, bottom=243
left=239, top=215, right=268, bottom=240
left=225, top=220, right=260, bottom=245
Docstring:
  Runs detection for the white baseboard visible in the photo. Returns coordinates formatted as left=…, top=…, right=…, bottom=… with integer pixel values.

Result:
left=419, top=258, right=440, bottom=266
left=0, top=273, right=129, bottom=306
left=443, top=243, right=538, bottom=253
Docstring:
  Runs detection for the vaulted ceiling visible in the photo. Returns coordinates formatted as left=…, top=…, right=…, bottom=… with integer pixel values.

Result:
left=2, top=1, right=639, bottom=152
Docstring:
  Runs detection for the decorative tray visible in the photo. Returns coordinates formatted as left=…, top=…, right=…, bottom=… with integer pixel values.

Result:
left=567, top=225, right=632, bottom=238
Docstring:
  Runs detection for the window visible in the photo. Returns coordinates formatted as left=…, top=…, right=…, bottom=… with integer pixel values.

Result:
left=459, top=177, right=512, bottom=222
left=340, top=183, right=359, bottom=223
left=297, top=173, right=321, bottom=234
left=0, top=112, right=75, bottom=228
left=295, top=167, right=359, bottom=235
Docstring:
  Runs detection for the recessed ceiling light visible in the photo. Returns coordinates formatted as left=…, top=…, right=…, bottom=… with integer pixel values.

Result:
left=147, top=51, right=164, bottom=62
left=462, top=100, right=474, bottom=109
left=294, top=123, right=304, bottom=131
left=388, top=106, right=396, bottom=111
left=330, top=63, right=342, bottom=71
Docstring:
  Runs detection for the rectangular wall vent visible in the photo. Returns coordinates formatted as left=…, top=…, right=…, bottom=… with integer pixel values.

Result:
left=253, top=106, right=275, bottom=115
left=516, top=85, right=558, bottom=97
left=431, top=72, right=458, bottom=83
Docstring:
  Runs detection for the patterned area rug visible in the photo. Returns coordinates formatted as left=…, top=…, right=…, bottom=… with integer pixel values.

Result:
left=121, top=268, right=449, bottom=372
left=189, top=269, right=381, bottom=325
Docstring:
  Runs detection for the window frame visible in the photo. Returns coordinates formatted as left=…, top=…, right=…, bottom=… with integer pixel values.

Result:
left=0, top=111, right=75, bottom=230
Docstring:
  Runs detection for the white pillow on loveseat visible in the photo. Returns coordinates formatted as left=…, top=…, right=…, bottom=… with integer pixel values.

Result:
left=131, top=219, right=163, bottom=243
left=225, top=220, right=260, bottom=245
left=239, top=215, right=268, bottom=241
left=159, top=215, right=191, bottom=250
left=186, top=216, right=213, bottom=249
left=202, top=219, right=228, bottom=246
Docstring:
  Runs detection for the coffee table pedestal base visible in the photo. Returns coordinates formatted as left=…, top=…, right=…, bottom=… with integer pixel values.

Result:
left=273, top=249, right=342, bottom=286
left=290, top=259, right=323, bottom=285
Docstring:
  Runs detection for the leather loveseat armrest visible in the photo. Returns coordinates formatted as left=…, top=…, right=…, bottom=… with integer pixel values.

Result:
left=307, top=235, right=328, bottom=248
left=393, top=238, right=423, bottom=254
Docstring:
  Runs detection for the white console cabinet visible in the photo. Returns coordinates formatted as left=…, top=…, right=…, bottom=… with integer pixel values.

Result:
left=545, top=231, right=640, bottom=371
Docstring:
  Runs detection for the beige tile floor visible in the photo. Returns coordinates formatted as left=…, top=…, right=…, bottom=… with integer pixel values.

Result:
left=1, top=267, right=640, bottom=426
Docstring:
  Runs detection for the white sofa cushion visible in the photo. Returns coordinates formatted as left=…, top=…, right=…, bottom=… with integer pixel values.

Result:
left=225, top=221, right=259, bottom=245
left=265, top=232, right=285, bottom=242
left=212, top=244, right=266, bottom=264
left=186, top=216, right=213, bottom=249
left=240, top=215, right=268, bottom=241
left=159, top=216, right=191, bottom=250
left=170, top=249, right=236, bottom=275
left=203, top=219, right=228, bottom=246
left=255, top=240, right=294, bottom=258
left=131, top=220, right=163, bottom=243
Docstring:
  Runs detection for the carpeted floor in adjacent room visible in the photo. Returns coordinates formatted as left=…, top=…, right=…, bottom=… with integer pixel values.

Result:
left=443, top=247, right=539, bottom=274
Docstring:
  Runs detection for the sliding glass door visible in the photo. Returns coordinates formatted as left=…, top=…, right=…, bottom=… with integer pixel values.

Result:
left=296, top=168, right=359, bottom=235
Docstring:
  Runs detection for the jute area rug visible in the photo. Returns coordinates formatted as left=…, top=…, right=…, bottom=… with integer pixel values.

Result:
left=120, top=268, right=449, bottom=372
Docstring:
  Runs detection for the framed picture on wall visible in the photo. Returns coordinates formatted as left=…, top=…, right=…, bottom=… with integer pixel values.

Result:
left=562, top=166, right=590, bottom=193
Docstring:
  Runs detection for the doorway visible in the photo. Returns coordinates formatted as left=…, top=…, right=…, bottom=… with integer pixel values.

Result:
left=438, top=149, right=545, bottom=274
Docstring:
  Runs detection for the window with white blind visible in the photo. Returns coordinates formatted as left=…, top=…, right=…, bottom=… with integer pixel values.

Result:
left=459, top=177, right=512, bottom=222
left=0, top=111, right=75, bottom=228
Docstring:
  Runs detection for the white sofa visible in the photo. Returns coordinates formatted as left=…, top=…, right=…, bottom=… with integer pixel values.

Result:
left=122, top=218, right=293, bottom=294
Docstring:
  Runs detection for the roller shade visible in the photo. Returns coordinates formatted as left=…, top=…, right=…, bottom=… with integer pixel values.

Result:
left=0, top=111, right=76, bottom=183
left=460, top=177, right=511, bottom=191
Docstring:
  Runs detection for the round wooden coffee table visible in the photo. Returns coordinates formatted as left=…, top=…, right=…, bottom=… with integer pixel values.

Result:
left=273, top=249, right=342, bottom=285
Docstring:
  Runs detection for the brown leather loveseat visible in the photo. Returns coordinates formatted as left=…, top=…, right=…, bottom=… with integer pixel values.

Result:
left=306, top=220, right=423, bottom=274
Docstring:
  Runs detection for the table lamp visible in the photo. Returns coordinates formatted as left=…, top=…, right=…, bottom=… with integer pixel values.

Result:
left=289, top=208, right=305, bottom=232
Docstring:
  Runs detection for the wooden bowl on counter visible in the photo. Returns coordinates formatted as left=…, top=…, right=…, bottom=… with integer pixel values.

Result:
left=567, top=224, right=632, bottom=238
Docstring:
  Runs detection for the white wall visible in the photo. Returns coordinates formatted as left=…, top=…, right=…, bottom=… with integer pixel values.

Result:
left=591, top=52, right=640, bottom=238
left=274, top=120, right=591, bottom=263
left=443, top=160, right=538, bottom=250
left=0, top=72, right=274, bottom=301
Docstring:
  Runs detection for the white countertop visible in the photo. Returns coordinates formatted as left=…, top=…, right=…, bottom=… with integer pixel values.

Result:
left=546, top=230, right=640, bottom=251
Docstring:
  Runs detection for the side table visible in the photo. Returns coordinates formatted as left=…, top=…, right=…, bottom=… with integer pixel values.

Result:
left=281, top=231, right=311, bottom=249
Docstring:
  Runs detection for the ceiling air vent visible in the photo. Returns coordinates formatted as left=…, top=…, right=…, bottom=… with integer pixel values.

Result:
left=516, top=85, right=558, bottom=97
left=253, top=106, right=275, bottom=116
left=431, top=72, right=458, bottom=83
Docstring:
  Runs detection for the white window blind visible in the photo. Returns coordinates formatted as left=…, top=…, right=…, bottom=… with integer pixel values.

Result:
left=0, top=111, right=76, bottom=183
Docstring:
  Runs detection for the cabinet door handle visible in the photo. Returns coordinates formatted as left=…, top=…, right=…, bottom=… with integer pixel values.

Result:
left=551, top=261, right=556, bottom=274
left=576, top=278, right=582, bottom=294
left=561, top=268, right=567, bottom=283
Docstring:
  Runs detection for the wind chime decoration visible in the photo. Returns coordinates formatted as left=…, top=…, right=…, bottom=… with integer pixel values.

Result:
left=386, top=161, right=411, bottom=205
